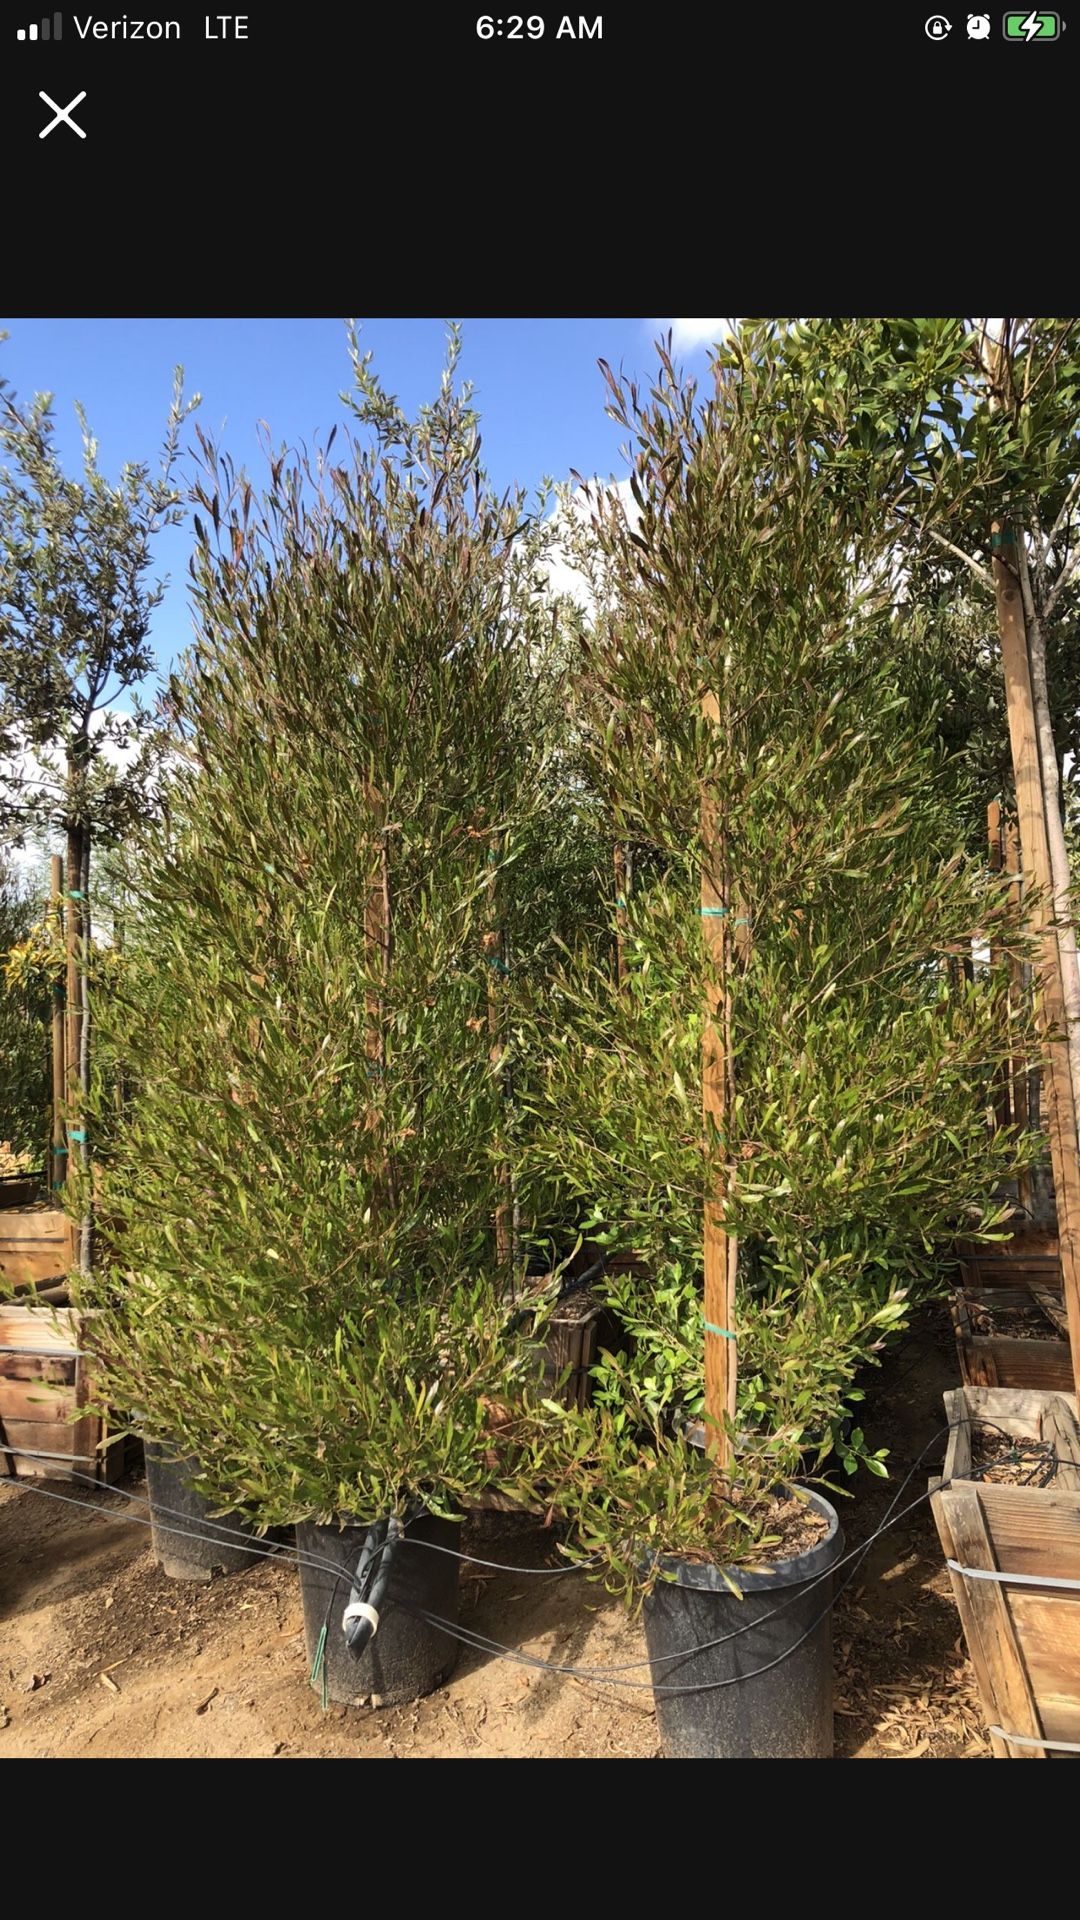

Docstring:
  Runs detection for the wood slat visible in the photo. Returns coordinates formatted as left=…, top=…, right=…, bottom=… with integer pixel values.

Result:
left=930, top=1476, right=1009, bottom=1758
left=1042, top=1396, right=1080, bottom=1492
left=0, top=1418, right=97, bottom=1476
left=0, top=1377, right=75, bottom=1423
left=0, top=1306, right=81, bottom=1354
left=944, top=1482, right=1045, bottom=1755
left=0, top=1354, right=75, bottom=1386
left=973, top=1483, right=1080, bottom=1581
left=0, top=1208, right=71, bottom=1243
left=1008, top=1592, right=1080, bottom=1746
left=1033, top=1287, right=1070, bottom=1338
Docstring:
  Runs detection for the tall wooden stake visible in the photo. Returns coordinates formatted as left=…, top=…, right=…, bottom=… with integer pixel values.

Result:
left=49, top=854, right=66, bottom=1194
left=613, top=842, right=631, bottom=987
left=993, top=525, right=1080, bottom=1393
left=1004, top=817, right=1033, bottom=1215
left=363, top=806, right=395, bottom=1208
left=701, top=692, right=735, bottom=1469
left=63, top=831, right=82, bottom=1199
left=484, top=834, right=512, bottom=1278
left=987, top=801, right=1012, bottom=1133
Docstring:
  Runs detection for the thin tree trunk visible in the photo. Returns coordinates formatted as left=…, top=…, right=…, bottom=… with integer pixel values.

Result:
left=1015, top=533, right=1080, bottom=1134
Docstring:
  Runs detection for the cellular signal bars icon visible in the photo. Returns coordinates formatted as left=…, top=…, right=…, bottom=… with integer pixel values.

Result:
left=16, top=12, right=63, bottom=38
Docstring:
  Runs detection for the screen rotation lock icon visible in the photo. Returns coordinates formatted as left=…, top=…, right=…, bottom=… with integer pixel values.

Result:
left=925, top=14, right=953, bottom=35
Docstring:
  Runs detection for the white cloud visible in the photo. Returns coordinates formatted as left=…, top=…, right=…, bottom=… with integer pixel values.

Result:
left=668, top=318, right=734, bottom=352
left=544, top=478, right=638, bottom=612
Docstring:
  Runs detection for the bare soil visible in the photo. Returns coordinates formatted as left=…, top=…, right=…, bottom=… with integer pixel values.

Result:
left=0, top=1306, right=989, bottom=1759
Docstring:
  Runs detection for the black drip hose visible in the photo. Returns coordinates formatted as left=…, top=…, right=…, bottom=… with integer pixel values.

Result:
left=344, top=1514, right=403, bottom=1654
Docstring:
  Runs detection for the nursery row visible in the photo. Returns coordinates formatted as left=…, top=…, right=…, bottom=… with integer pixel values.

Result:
left=4, top=317, right=1080, bottom=1757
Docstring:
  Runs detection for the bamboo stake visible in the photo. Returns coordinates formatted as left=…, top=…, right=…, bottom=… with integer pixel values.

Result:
left=993, top=525, right=1080, bottom=1393
left=63, top=830, right=82, bottom=1200
left=484, top=833, right=512, bottom=1278
left=613, top=841, right=632, bottom=987
left=1005, top=817, right=1033, bottom=1215
left=77, top=831, right=91, bottom=1277
left=988, top=801, right=1011, bottom=1133
left=49, top=855, right=66, bottom=1195
left=1015, top=533, right=1080, bottom=1122
left=363, top=805, right=395, bottom=1208
left=700, top=691, right=735, bottom=1469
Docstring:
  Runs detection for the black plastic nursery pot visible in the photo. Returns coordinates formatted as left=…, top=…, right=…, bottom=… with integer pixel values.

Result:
left=145, top=1445, right=265, bottom=1583
left=642, top=1488, right=844, bottom=1759
left=296, top=1510, right=461, bottom=1708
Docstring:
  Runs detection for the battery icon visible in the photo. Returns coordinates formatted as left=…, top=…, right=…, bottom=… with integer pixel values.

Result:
left=1003, top=10, right=1062, bottom=35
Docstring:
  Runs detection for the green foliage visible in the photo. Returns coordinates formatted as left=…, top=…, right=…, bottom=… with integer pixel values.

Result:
left=0, top=859, right=50, bottom=1160
left=0, top=355, right=199, bottom=847
left=83, top=336, right=581, bottom=1525
left=515, top=328, right=1040, bottom=1578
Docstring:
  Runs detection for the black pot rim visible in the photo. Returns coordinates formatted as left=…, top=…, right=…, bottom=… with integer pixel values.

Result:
left=652, top=1487, right=844, bottom=1595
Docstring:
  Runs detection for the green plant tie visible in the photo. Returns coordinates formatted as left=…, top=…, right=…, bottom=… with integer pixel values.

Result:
left=66, top=889, right=87, bottom=899
left=699, top=907, right=748, bottom=924
left=704, top=1321, right=736, bottom=1340
left=309, top=1623, right=329, bottom=1709
left=615, top=895, right=627, bottom=908
left=487, top=955, right=510, bottom=975
left=69, top=1129, right=87, bottom=1143
left=991, top=530, right=1015, bottom=549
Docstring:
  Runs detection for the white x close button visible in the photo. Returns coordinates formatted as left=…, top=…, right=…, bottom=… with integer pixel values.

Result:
left=39, top=91, right=87, bottom=139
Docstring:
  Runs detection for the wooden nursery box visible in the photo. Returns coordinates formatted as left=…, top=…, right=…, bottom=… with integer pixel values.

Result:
left=541, top=1292, right=610, bottom=1412
left=951, top=1286, right=1072, bottom=1392
left=0, top=1303, right=125, bottom=1484
left=0, top=1202, right=74, bottom=1292
left=931, top=1386, right=1080, bottom=1758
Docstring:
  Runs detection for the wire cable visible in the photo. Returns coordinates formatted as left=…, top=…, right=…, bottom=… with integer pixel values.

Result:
left=0, top=1419, right=1036, bottom=1697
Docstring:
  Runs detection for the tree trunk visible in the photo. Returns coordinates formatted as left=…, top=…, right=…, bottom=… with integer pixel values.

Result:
left=1016, top=534, right=1080, bottom=1135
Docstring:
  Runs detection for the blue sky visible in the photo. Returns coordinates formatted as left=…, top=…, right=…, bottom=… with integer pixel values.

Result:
left=0, top=317, right=727, bottom=682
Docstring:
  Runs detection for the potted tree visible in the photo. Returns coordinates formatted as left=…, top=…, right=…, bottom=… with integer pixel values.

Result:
left=84, top=334, right=567, bottom=1693
left=521, top=329, right=1037, bottom=1757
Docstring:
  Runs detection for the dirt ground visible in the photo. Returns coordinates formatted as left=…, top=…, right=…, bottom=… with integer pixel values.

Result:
left=0, top=1308, right=989, bottom=1759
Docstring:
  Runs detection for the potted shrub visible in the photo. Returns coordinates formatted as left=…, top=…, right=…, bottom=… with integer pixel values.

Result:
left=521, top=329, right=1037, bottom=1757
left=84, top=335, right=571, bottom=1696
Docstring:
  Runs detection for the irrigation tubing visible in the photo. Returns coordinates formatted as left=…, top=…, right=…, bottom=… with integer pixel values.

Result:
left=1, top=1418, right=1055, bottom=1696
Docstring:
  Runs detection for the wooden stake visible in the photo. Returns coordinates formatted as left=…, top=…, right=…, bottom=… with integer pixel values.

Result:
left=993, top=526, right=1080, bottom=1394
left=363, top=807, right=395, bottom=1208
left=988, top=802, right=1010, bottom=1132
left=484, top=833, right=512, bottom=1278
left=49, top=855, right=66, bottom=1195
left=613, top=842, right=631, bottom=988
left=1005, top=817, right=1032, bottom=1214
left=700, top=691, right=735, bottom=1469
left=63, top=831, right=82, bottom=1198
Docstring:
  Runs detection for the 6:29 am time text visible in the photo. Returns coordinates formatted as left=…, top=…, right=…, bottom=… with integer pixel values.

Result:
left=476, top=15, right=603, bottom=37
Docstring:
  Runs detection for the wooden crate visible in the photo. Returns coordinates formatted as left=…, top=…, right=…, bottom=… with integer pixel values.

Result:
left=931, top=1386, right=1080, bottom=1758
left=0, top=1204, right=74, bottom=1291
left=0, top=1303, right=124, bottom=1484
left=541, top=1293, right=609, bottom=1412
left=957, top=1256, right=1063, bottom=1293
left=951, top=1287, right=1073, bottom=1392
